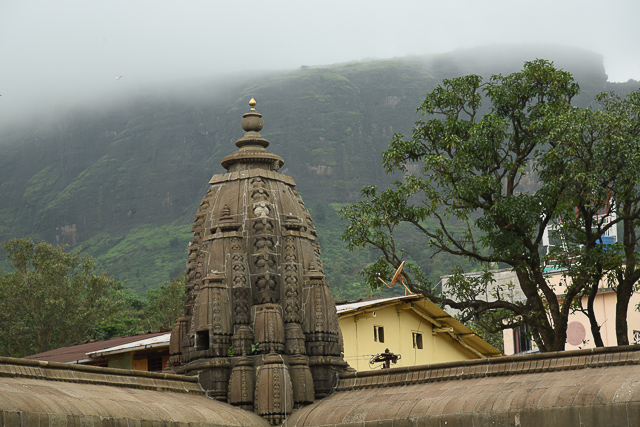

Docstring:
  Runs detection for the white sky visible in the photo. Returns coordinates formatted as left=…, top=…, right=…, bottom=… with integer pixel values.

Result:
left=1, top=0, right=639, bottom=124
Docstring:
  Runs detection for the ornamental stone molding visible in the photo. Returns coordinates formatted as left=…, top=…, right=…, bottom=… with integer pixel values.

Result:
left=168, top=99, right=349, bottom=425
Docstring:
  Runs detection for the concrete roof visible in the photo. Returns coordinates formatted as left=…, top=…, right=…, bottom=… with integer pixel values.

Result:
left=24, top=332, right=168, bottom=363
left=337, top=294, right=503, bottom=358
left=0, top=356, right=269, bottom=426
left=286, top=345, right=640, bottom=426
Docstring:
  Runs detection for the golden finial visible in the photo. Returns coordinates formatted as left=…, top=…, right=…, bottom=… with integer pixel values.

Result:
left=249, top=98, right=256, bottom=111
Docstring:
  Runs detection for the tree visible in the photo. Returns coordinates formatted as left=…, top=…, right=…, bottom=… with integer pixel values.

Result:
left=0, top=238, right=122, bottom=357
left=341, top=60, right=589, bottom=352
left=142, top=272, right=186, bottom=331
left=540, top=90, right=640, bottom=346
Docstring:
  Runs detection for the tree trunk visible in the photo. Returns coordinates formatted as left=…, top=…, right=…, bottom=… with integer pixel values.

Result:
left=586, top=281, right=604, bottom=347
left=616, top=208, right=639, bottom=346
left=616, top=281, right=631, bottom=346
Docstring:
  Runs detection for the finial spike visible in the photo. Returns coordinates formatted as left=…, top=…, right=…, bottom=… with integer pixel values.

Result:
left=249, top=98, right=256, bottom=111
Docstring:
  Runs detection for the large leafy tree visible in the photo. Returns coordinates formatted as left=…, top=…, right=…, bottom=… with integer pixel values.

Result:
left=341, top=60, right=594, bottom=352
left=541, top=90, right=640, bottom=346
left=0, top=238, right=123, bottom=357
left=142, top=272, right=186, bottom=331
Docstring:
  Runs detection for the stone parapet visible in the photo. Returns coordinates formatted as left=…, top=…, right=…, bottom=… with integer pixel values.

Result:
left=0, top=356, right=271, bottom=426
left=335, top=345, right=640, bottom=391
left=287, top=345, right=640, bottom=427
left=0, top=356, right=203, bottom=394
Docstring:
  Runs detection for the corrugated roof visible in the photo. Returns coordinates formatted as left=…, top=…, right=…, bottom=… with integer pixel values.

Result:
left=336, top=294, right=420, bottom=313
left=88, top=333, right=171, bottom=357
left=24, top=332, right=168, bottom=363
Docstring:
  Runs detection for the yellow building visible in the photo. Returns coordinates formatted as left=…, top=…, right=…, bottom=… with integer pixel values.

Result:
left=336, top=294, right=502, bottom=371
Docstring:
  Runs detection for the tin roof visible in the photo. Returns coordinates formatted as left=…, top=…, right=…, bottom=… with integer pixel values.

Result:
left=24, top=332, right=168, bottom=363
left=88, top=332, right=171, bottom=357
left=336, top=294, right=502, bottom=358
left=336, top=294, right=422, bottom=313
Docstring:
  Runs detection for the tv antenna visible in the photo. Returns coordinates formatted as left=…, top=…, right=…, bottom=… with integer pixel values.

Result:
left=377, top=261, right=411, bottom=295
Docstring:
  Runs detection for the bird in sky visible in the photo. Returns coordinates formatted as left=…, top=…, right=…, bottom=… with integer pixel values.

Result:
left=115, top=75, right=123, bottom=80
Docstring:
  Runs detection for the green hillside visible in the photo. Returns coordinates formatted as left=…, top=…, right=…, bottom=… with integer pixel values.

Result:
left=1, top=45, right=638, bottom=296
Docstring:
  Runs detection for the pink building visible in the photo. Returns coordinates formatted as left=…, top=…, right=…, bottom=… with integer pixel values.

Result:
left=503, top=267, right=640, bottom=354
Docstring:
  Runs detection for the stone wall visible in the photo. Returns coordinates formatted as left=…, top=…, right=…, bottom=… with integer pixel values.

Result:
left=287, top=345, right=640, bottom=426
left=0, top=356, right=269, bottom=426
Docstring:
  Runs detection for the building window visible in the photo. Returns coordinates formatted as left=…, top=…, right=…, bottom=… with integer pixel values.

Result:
left=148, top=356, right=164, bottom=372
left=413, top=332, right=423, bottom=349
left=374, top=326, right=385, bottom=343
left=634, top=330, right=640, bottom=345
left=513, top=324, right=531, bottom=353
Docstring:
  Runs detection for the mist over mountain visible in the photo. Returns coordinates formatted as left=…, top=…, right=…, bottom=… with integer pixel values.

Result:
left=1, top=45, right=638, bottom=295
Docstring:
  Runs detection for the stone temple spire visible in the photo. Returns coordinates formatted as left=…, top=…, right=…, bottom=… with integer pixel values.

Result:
left=220, top=98, right=284, bottom=172
left=169, top=99, right=348, bottom=425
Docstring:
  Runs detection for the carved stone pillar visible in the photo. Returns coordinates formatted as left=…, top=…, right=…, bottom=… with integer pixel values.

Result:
left=284, top=323, right=306, bottom=355
left=302, top=271, right=341, bottom=357
left=253, top=303, right=285, bottom=354
left=289, top=355, right=315, bottom=407
left=228, top=357, right=255, bottom=411
left=254, top=353, right=293, bottom=426
left=194, top=274, right=232, bottom=357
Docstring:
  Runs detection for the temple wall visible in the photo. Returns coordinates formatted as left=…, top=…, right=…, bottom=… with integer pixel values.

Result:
left=287, top=345, right=640, bottom=427
left=0, top=356, right=269, bottom=427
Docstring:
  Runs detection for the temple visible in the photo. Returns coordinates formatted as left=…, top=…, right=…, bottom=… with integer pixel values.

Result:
left=167, top=99, right=349, bottom=425
left=3, top=99, right=640, bottom=427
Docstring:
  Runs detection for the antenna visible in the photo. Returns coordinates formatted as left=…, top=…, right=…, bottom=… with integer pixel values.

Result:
left=377, top=261, right=411, bottom=295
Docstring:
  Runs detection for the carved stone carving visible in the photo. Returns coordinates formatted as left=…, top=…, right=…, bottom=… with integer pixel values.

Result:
left=283, top=236, right=301, bottom=323
left=254, top=303, right=285, bottom=354
left=231, top=325, right=254, bottom=357
left=254, top=353, right=293, bottom=426
left=284, top=323, right=306, bottom=355
left=169, top=99, right=348, bottom=423
left=289, top=355, right=315, bottom=406
left=193, top=275, right=232, bottom=357
left=302, top=272, right=341, bottom=357
left=228, top=357, right=255, bottom=411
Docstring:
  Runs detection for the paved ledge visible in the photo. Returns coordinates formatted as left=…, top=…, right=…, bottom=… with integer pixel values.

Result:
left=0, top=357, right=270, bottom=426
left=288, top=345, right=640, bottom=427
left=0, top=356, right=202, bottom=394
left=336, top=345, right=640, bottom=391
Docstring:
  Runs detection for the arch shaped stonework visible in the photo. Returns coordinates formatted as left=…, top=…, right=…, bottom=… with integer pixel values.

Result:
left=287, top=346, right=640, bottom=426
left=0, top=357, right=269, bottom=426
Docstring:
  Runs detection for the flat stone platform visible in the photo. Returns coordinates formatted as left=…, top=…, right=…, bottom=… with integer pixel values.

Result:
left=287, top=345, right=640, bottom=427
left=0, top=356, right=269, bottom=426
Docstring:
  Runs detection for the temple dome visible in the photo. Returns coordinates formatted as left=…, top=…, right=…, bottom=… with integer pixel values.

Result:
left=169, top=99, right=347, bottom=425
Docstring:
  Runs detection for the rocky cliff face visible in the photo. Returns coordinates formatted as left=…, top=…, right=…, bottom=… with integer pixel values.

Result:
left=1, top=45, right=636, bottom=293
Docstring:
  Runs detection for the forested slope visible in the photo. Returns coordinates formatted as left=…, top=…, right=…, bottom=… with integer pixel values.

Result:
left=1, top=45, right=637, bottom=296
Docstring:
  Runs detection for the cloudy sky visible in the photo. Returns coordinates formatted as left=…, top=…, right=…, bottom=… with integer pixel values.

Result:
left=1, top=0, right=639, bottom=124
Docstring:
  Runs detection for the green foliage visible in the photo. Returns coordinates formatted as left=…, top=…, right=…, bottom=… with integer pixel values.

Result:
left=142, top=272, right=187, bottom=331
left=251, top=342, right=261, bottom=355
left=341, top=60, right=605, bottom=352
left=94, top=272, right=187, bottom=339
left=0, top=48, right=638, bottom=303
left=0, top=238, right=122, bottom=357
left=80, top=222, right=192, bottom=294
left=538, top=89, right=640, bottom=346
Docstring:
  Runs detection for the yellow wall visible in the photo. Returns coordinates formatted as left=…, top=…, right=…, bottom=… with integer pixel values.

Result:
left=339, top=304, right=476, bottom=371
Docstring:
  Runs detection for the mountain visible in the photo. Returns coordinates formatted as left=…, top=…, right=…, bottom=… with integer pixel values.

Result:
left=1, top=44, right=638, bottom=295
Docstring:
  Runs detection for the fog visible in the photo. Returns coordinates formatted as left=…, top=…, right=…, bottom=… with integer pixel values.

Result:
left=1, top=0, right=639, bottom=126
